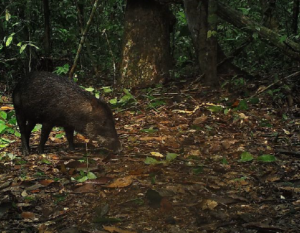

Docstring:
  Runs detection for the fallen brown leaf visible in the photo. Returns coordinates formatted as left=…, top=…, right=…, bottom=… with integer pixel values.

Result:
left=105, top=175, right=135, bottom=188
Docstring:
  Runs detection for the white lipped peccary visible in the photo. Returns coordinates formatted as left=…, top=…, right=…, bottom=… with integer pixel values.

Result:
left=13, top=71, right=121, bottom=155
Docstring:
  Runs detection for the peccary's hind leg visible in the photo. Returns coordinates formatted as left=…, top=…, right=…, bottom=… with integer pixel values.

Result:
left=25, top=120, right=36, bottom=151
left=64, top=127, right=75, bottom=150
left=37, top=123, right=52, bottom=154
left=15, top=111, right=30, bottom=155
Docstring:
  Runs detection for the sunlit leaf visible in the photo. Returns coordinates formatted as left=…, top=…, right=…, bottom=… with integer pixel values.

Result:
left=85, top=87, right=94, bottom=92
left=20, top=44, right=27, bottom=54
left=150, top=152, right=164, bottom=157
left=102, top=86, right=112, bottom=93
left=166, top=153, right=178, bottom=161
left=5, top=10, right=11, bottom=21
left=6, top=33, right=15, bottom=47
left=239, top=152, right=253, bottom=162
left=144, top=157, right=163, bottom=165
left=109, top=98, right=118, bottom=105
left=87, top=172, right=97, bottom=179
left=206, top=105, right=223, bottom=113
left=257, top=154, right=276, bottom=162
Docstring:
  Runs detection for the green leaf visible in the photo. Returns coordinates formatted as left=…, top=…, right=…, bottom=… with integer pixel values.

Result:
left=55, top=133, right=64, bottom=139
left=207, top=30, right=212, bottom=39
left=102, top=86, right=112, bottom=93
left=249, top=97, right=259, bottom=105
left=32, top=124, right=42, bottom=132
left=85, top=87, right=94, bottom=92
left=238, top=7, right=250, bottom=15
left=192, top=166, right=203, bottom=175
left=5, top=10, right=11, bottom=21
left=221, top=157, right=228, bottom=164
left=109, top=98, right=118, bottom=105
left=252, top=32, right=258, bottom=39
left=28, top=43, right=39, bottom=50
left=6, top=33, right=15, bottom=47
left=77, top=176, right=88, bottom=182
left=41, top=158, right=51, bottom=164
left=257, top=154, right=276, bottom=162
left=0, top=124, right=7, bottom=133
left=166, top=153, right=178, bottom=161
left=280, top=35, right=287, bottom=43
left=87, top=172, right=97, bottom=179
left=224, top=108, right=230, bottom=115
left=140, top=127, right=158, bottom=133
left=144, top=157, right=163, bottom=165
left=0, top=111, right=7, bottom=120
left=206, top=105, right=223, bottom=113
left=239, top=152, right=254, bottom=162
left=237, top=100, right=248, bottom=110
left=20, top=44, right=27, bottom=54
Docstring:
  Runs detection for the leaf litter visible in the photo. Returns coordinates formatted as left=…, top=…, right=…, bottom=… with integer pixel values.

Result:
left=1, top=81, right=300, bottom=232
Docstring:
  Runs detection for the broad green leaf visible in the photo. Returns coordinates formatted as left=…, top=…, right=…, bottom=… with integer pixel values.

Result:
left=257, top=154, right=276, bottom=162
left=237, top=100, right=248, bottom=110
left=8, top=153, right=17, bottom=160
left=249, top=97, right=259, bottom=105
left=280, top=35, right=287, bottom=43
left=109, top=98, right=117, bottom=105
left=5, top=10, right=11, bottom=21
left=55, top=133, right=64, bottom=139
left=206, top=105, right=223, bottom=113
left=224, top=108, right=230, bottom=115
left=166, top=153, right=178, bottom=161
left=85, top=87, right=94, bottom=92
left=15, top=131, right=21, bottom=137
left=0, top=111, right=7, bottom=120
left=207, top=30, right=212, bottom=39
left=32, top=124, right=42, bottom=132
left=0, top=124, right=7, bottom=133
left=102, top=86, right=112, bottom=93
left=20, top=44, right=27, bottom=54
left=87, top=172, right=97, bottom=179
left=77, top=176, right=88, bottom=182
left=239, top=152, right=253, bottom=162
left=144, top=157, right=163, bottom=165
left=6, top=33, right=15, bottom=47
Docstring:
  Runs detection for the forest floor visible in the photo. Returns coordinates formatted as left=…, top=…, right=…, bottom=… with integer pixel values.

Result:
left=1, top=78, right=300, bottom=233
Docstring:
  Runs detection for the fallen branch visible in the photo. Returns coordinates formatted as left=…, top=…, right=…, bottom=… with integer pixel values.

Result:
left=250, top=71, right=300, bottom=98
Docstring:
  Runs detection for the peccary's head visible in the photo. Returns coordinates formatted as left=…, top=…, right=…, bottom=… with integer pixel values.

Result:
left=86, top=98, right=121, bottom=153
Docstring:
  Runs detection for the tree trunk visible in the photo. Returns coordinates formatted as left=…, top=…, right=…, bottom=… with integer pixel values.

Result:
left=205, top=0, right=218, bottom=86
left=43, top=0, right=52, bottom=71
left=183, top=0, right=208, bottom=74
left=119, top=0, right=172, bottom=89
left=292, top=0, right=300, bottom=34
left=217, top=2, right=300, bottom=61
